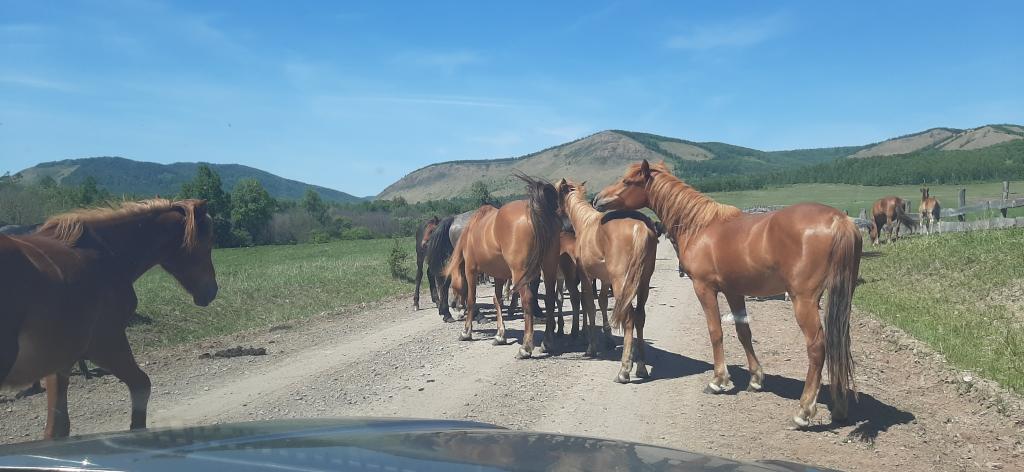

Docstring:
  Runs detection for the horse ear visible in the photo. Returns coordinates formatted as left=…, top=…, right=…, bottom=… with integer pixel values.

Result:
left=640, top=160, right=651, bottom=179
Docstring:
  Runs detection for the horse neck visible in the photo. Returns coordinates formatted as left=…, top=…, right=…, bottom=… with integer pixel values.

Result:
left=88, top=212, right=179, bottom=281
left=646, top=172, right=741, bottom=254
left=566, top=191, right=600, bottom=234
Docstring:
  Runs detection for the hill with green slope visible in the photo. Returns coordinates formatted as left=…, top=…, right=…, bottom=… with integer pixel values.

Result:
left=16, top=157, right=361, bottom=203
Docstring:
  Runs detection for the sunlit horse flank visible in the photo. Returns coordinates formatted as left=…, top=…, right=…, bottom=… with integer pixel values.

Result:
left=870, top=196, right=917, bottom=245
left=0, top=199, right=218, bottom=439
left=918, top=188, right=941, bottom=234
left=412, top=216, right=440, bottom=310
left=594, top=160, right=860, bottom=427
left=444, top=173, right=562, bottom=358
left=556, top=178, right=658, bottom=383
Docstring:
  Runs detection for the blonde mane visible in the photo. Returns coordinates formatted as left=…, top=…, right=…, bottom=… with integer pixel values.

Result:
left=39, top=198, right=201, bottom=250
left=565, top=182, right=602, bottom=233
left=640, top=162, right=741, bottom=248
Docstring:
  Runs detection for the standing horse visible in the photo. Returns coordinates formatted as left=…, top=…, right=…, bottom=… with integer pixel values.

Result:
left=445, top=174, right=562, bottom=358
left=870, top=196, right=916, bottom=245
left=918, top=188, right=941, bottom=235
left=557, top=179, right=658, bottom=383
left=0, top=199, right=218, bottom=439
left=595, top=160, right=860, bottom=427
left=413, top=216, right=440, bottom=310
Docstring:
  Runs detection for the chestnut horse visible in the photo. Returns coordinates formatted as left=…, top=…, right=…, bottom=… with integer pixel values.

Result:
left=918, top=188, right=941, bottom=234
left=413, top=216, right=440, bottom=310
left=445, top=174, right=561, bottom=358
left=0, top=199, right=218, bottom=438
left=595, top=161, right=860, bottom=427
left=870, top=196, right=916, bottom=245
left=557, top=179, right=658, bottom=383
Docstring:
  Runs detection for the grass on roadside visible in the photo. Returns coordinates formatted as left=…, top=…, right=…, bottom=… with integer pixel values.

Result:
left=854, top=228, right=1024, bottom=393
left=129, top=238, right=416, bottom=351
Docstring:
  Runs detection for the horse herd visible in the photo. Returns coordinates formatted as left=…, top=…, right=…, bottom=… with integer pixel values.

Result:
left=4, top=159, right=948, bottom=441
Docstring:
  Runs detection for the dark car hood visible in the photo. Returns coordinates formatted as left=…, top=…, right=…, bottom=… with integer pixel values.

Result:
left=0, top=418, right=837, bottom=471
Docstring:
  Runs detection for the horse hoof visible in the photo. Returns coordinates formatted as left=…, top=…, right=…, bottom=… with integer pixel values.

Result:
left=703, top=382, right=729, bottom=394
left=492, top=336, right=507, bottom=346
left=791, top=415, right=811, bottom=429
left=584, top=349, right=597, bottom=358
left=442, top=316, right=454, bottom=323
left=516, top=347, right=533, bottom=359
left=458, top=332, right=472, bottom=341
left=635, top=365, right=650, bottom=379
left=747, top=377, right=764, bottom=392
left=615, top=371, right=630, bottom=384
left=541, top=342, right=555, bottom=354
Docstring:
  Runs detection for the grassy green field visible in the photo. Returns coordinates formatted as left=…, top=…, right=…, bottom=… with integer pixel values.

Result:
left=854, top=229, right=1024, bottom=394
left=708, top=180, right=1024, bottom=219
left=129, top=238, right=415, bottom=350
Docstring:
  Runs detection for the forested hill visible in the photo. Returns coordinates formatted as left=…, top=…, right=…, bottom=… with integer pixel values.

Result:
left=15, top=157, right=361, bottom=203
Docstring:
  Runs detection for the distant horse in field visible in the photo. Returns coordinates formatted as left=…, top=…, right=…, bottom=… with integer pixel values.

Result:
left=413, top=216, right=441, bottom=310
left=870, top=196, right=916, bottom=245
left=918, top=188, right=941, bottom=234
left=0, top=199, right=219, bottom=439
left=595, top=160, right=860, bottom=427
left=445, top=173, right=562, bottom=357
left=558, top=179, right=658, bottom=383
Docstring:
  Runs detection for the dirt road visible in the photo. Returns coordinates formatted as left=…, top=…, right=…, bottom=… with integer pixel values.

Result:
left=3, top=239, right=1023, bottom=470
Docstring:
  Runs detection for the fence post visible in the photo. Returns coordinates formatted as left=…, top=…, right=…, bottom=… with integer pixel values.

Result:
left=1002, top=181, right=1010, bottom=218
left=858, top=208, right=866, bottom=220
left=958, top=188, right=967, bottom=222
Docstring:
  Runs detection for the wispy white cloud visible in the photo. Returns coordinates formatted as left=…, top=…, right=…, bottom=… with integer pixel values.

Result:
left=324, top=94, right=522, bottom=108
left=666, top=13, right=791, bottom=50
left=393, top=50, right=482, bottom=72
left=0, top=74, right=75, bottom=92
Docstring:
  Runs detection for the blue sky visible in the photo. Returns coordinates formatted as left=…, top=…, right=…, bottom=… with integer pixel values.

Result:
left=2, top=1, right=1022, bottom=197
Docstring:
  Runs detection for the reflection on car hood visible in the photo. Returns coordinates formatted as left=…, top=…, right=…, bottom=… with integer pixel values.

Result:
left=0, top=418, right=838, bottom=471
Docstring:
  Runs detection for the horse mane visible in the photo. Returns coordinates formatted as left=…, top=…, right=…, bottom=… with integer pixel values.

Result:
left=641, top=161, right=741, bottom=245
left=564, top=182, right=602, bottom=236
left=39, top=198, right=201, bottom=250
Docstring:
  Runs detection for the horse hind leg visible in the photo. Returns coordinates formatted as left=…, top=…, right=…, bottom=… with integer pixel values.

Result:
left=633, top=285, right=651, bottom=379
left=598, top=282, right=614, bottom=349
left=791, top=296, right=825, bottom=428
left=615, top=304, right=636, bottom=384
left=579, top=274, right=600, bottom=357
left=725, top=292, right=764, bottom=391
left=459, top=269, right=479, bottom=341
left=492, top=280, right=508, bottom=345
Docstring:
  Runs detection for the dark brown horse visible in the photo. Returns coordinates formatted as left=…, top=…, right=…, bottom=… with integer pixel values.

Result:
left=918, top=188, right=941, bottom=234
left=558, top=179, right=658, bottom=383
left=0, top=199, right=218, bottom=438
left=413, top=216, right=440, bottom=310
left=870, top=196, right=916, bottom=245
left=595, top=160, right=860, bottom=427
left=445, top=174, right=562, bottom=357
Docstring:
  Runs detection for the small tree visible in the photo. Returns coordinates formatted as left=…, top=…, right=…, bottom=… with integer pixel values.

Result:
left=387, top=238, right=412, bottom=281
left=469, top=180, right=492, bottom=206
left=231, top=178, right=275, bottom=245
left=179, top=164, right=233, bottom=246
left=78, top=176, right=101, bottom=206
left=301, top=188, right=329, bottom=225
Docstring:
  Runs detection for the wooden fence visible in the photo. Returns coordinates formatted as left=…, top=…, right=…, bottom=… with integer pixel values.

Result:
left=743, top=181, right=1024, bottom=234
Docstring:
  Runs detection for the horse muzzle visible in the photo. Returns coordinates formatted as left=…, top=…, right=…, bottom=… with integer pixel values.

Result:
left=193, top=282, right=219, bottom=307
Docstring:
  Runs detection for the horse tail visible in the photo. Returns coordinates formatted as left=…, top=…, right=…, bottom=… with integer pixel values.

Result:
left=823, top=216, right=862, bottom=417
left=514, top=171, right=560, bottom=291
left=611, top=220, right=656, bottom=328
left=443, top=216, right=469, bottom=304
left=427, top=216, right=455, bottom=275
left=894, top=203, right=916, bottom=231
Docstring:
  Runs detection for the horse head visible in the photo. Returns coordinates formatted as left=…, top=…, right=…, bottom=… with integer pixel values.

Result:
left=593, top=159, right=658, bottom=211
left=159, top=199, right=219, bottom=307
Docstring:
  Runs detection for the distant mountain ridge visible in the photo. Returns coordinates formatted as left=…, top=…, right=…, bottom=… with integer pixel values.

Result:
left=379, top=124, right=1023, bottom=202
left=16, top=157, right=361, bottom=203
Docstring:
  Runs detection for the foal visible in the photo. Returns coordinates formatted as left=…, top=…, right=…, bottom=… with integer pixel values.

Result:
left=0, top=199, right=218, bottom=438
left=557, top=179, right=658, bottom=383
left=918, top=188, right=941, bottom=234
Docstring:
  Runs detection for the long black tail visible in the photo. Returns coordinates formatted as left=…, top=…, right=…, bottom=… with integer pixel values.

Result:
left=514, top=171, right=560, bottom=291
left=894, top=203, right=917, bottom=232
left=426, top=216, right=456, bottom=277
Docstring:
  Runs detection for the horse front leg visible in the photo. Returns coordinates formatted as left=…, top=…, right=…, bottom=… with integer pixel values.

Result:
left=598, top=282, right=614, bottom=350
left=541, top=265, right=559, bottom=354
left=693, top=281, right=732, bottom=393
left=725, top=292, right=764, bottom=391
left=43, top=371, right=71, bottom=438
left=459, top=269, right=478, bottom=341
left=427, top=265, right=439, bottom=304
left=579, top=273, right=600, bottom=357
left=413, top=250, right=425, bottom=310
left=436, top=274, right=454, bottom=322
left=492, top=280, right=508, bottom=345
left=88, top=331, right=152, bottom=431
